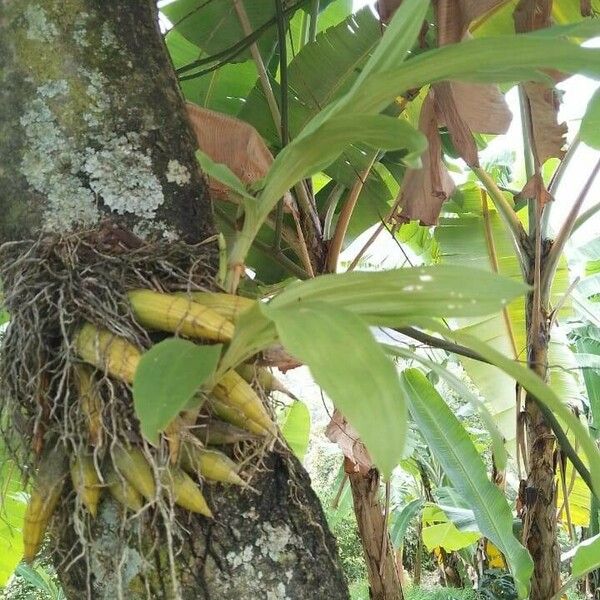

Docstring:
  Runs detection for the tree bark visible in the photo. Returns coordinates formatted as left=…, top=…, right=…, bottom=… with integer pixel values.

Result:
left=0, top=2, right=349, bottom=598
left=521, top=271, right=560, bottom=600
left=56, top=452, right=348, bottom=599
left=0, top=0, right=211, bottom=243
left=349, top=469, right=403, bottom=600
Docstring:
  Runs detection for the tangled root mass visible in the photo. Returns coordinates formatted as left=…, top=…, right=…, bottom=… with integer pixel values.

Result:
left=0, top=227, right=275, bottom=597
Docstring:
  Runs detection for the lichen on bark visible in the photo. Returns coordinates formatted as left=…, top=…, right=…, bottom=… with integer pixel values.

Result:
left=0, top=2, right=349, bottom=599
left=0, top=0, right=211, bottom=242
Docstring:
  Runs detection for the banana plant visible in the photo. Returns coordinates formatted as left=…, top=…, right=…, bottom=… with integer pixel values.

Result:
left=158, top=0, right=600, bottom=597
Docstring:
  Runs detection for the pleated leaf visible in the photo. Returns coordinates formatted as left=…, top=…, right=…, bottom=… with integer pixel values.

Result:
left=401, top=368, right=533, bottom=598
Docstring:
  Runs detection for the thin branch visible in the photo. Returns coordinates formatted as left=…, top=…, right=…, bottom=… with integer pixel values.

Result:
left=274, top=0, right=288, bottom=256
left=550, top=133, right=581, bottom=194
left=214, top=205, right=308, bottom=279
left=542, top=133, right=581, bottom=236
left=294, top=181, right=323, bottom=241
left=394, top=327, right=491, bottom=364
left=519, top=84, right=535, bottom=181
left=331, top=474, right=348, bottom=509
left=548, top=276, right=580, bottom=333
left=291, top=209, right=316, bottom=277
left=541, top=158, right=600, bottom=303
left=233, top=0, right=281, bottom=131
left=299, top=8, right=309, bottom=48
left=308, top=0, right=320, bottom=43
left=275, top=0, right=289, bottom=146
left=572, top=199, right=600, bottom=234
left=472, top=166, right=528, bottom=273
left=518, top=85, right=539, bottom=240
left=326, top=155, right=376, bottom=272
left=481, top=190, right=519, bottom=358
left=518, top=85, right=536, bottom=185
left=347, top=221, right=387, bottom=272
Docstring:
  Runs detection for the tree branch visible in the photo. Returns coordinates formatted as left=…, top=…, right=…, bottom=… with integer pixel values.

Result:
left=541, top=158, right=600, bottom=303
left=233, top=0, right=281, bottom=131
left=326, top=155, right=376, bottom=272
left=572, top=199, right=600, bottom=235
left=541, top=133, right=581, bottom=237
left=472, top=166, right=528, bottom=273
left=394, top=327, right=490, bottom=364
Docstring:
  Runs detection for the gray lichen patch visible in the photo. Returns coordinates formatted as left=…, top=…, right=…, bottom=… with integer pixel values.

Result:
left=215, top=521, right=299, bottom=599
left=19, top=89, right=99, bottom=231
left=18, top=60, right=167, bottom=230
left=73, top=12, right=91, bottom=47
left=266, top=583, right=289, bottom=600
left=133, top=220, right=180, bottom=242
left=100, top=22, right=119, bottom=50
left=257, top=523, right=296, bottom=562
left=24, top=5, right=58, bottom=42
left=83, top=133, right=165, bottom=219
left=89, top=501, right=147, bottom=598
left=79, top=68, right=111, bottom=128
left=166, top=160, right=191, bottom=187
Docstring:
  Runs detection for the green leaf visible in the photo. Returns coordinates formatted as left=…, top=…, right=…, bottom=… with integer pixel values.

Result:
left=384, top=344, right=507, bottom=470
left=241, top=7, right=383, bottom=143
left=228, top=113, right=426, bottom=275
left=421, top=320, right=600, bottom=498
left=349, top=0, right=429, bottom=92
left=162, top=0, right=293, bottom=63
left=195, top=150, right=255, bottom=200
left=571, top=533, right=600, bottom=581
left=401, top=369, right=533, bottom=598
left=133, top=338, right=222, bottom=444
left=251, top=113, right=426, bottom=222
left=575, top=330, right=600, bottom=436
left=264, top=301, right=406, bottom=477
left=14, top=564, right=64, bottom=598
left=219, top=303, right=278, bottom=375
left=581, top=87, right=600, bottom=150
left=0, top=448, right=26, bottom=586
left=390, top=498, right=424, bottom=549
left=269, top=265, right=528, bottom=323
left=422, top=522, right=481, bottom=552
left=554, top=534, right=600, bottom=600
left=228, top=13, right=600, bottom=276
left=239, top=6, right=398, bottom=235
left=279, top=401, right=311, bottom=461
left=347, top=31, right=600, bottom=116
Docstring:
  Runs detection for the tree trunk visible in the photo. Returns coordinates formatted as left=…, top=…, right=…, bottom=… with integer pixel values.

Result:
left=349, top=469, right=403, bottom=600
left=0, top=2, right=348, bottom=598
left=521, top=272, right=560, bottom=600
